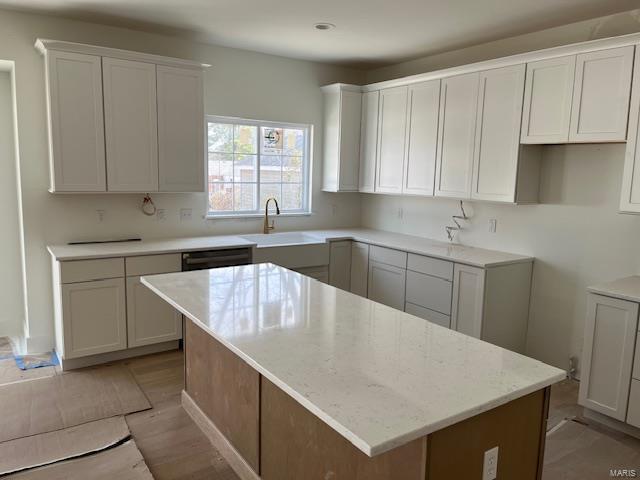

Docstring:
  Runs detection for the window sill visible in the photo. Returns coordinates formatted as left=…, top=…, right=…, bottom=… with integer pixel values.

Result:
left=205, top=211, right=313, bottom=220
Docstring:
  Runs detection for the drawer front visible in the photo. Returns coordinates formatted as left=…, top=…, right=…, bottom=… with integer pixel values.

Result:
left=627, top=379, right=640, bottom=428
left=405, top=270, right=452, bottom=315
left=407, top=253, right=453, bottom=281
left=405, top=302, right=451, bottom=329
left=634, top=332, right=640, bottom=380
left=125, top=253, right=182, bottom=277
left=60, top=258, right=124, bottom=284
left=369, top=245, right=407, bottom=269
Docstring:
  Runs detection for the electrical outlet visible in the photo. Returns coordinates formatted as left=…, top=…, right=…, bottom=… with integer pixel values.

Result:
left=96, top=209, right=106, bottom=222
left=489, top=219, right=497, bottom=233
left=331, top=204, right=338, bottom=216
left=483, top=446, right=499, bottom=480
left=397, top=207, right=404, bottom=219
left=156, top=209, right=166, bottom=221
left=180, top=208, right=192, bottom=221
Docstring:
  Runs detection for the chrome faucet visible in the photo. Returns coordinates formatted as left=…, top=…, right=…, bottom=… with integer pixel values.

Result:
left=263, top=197, right=281, bottom=234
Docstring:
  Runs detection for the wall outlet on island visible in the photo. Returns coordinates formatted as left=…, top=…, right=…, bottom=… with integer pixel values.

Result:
left=180, top=208, right=192, bottom=221
left=483, top=446, right=499, bottom=480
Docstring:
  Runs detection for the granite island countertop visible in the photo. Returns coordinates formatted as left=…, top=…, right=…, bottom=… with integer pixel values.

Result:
left=142, top=263, right=565, bottom=457
left=48, top=228, right=533, bottom=268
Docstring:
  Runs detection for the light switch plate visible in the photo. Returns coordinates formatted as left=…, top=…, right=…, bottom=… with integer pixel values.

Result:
left=483, top=446, right=499, bottom=480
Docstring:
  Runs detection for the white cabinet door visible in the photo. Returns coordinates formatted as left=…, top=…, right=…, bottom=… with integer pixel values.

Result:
left=405, top=302, right=451, bottom=329
left=451, top=264, right=485, bottom=338
left=338, top=90, right=362, bottom=191
left=350, top=242, right=369, bottom=297
left=367, top=260, right=406, bottom=310
left=434, top=73, right=479, bottom=199
left=578, top=293, right=638, bottom=421
left=403, top=80, right=440, bottom=196
left=103, top=57, right=158, bottom=192
left=61, top=278, right=127, bottom=359
left=471, top=65, right=525, bottom=203
left=376, top=86, right=408, bottom=194
left=157, top=65, right=205, bottom=192
left=46, top=50, right=106, bottom=192
left=569, top=46, right=634, bottom=143
left=359, top=91, right=379, bottom=192
left=405, top=270, right=452, bottom=315
left=126, top=276, right=182, bottom=348
left=621, top=46, right=640, bottom=213
left=628, top=380, right=640, bottom=428
left=521, top=56, right=575, bottom=144
left=329, top=241, right=352, bottom=291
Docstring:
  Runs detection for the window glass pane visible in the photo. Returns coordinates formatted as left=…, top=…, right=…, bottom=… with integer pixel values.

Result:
left=208, top=123, right=233, bottom=153
left=282, top=156, right=302, bottom=183
left=234, top=184, right=256, bottom=211
left=235, top=154, right=257, bottom=182
left=260, top=155, right=282, bottom=183
left=208, top=153, right=233, bottom=183
left=209, top=183, right=234, bottom=211
left=262, top=127, right=283, bottom=154
left=260, top=183, right=281, bottom=208
left=234, top=125, right=258, bottom=154
left=283, top=128, right=305, bottom=156
left=282, top=184, right=302, bottom=210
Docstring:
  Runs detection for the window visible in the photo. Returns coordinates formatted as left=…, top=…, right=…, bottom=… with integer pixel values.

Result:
left=206, top=116, right=311, bottom=217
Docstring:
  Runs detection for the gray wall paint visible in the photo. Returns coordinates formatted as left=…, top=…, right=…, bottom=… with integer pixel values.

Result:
left=0, top=71, right=23, bottom=337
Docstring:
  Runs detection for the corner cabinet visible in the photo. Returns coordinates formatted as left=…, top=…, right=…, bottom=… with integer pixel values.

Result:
left=359, top=91, right=379, bottom=193
left=36, top=39, right=208, bottom=193
left=321, top=84, right=362, bottom=192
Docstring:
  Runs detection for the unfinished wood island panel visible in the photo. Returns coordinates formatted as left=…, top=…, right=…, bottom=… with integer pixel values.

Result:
left=260, top=377, right=427, bottom=480
left=185, top=319, right=260, bottom=473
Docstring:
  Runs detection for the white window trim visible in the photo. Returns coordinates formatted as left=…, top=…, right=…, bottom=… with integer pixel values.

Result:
left=205, top=115, right=313, bottom=218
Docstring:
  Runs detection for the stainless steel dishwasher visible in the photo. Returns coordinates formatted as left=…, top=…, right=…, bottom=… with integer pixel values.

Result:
left=181, top=248, right=252, bottom=271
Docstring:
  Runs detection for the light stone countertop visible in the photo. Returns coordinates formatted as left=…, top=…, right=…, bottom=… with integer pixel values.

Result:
left=47, top=228, right=532, bottom=268
left=588, top=276, right=640, bottom=303
left=142, top=263, right=565, bottom=457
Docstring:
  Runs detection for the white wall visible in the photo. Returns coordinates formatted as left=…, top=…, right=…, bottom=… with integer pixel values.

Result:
left=0, top=8, right=365, bottom=352
left=361, top=10, right=640, bottom=371
left=0, top=70, right=24, bottom=338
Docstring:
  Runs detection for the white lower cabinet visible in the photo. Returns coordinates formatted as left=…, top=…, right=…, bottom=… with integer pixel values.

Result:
left=451, top=264, right=485, bottom=339
left=628, top=380, right=640, bottom=428
left=350, top=242, right=369, bottom=297
left=126, top=276, right=182, bottom=348
left=367, top=260, right=406, bottom=310
left=405, top=270, right=452, bottom=316
left=405, top=302, right=451, bottom=329
left=579, top=294, right=639, bottom=421
left=329, top=241, right=352, bottom=291
left=61, top=278, right=127, bottom=359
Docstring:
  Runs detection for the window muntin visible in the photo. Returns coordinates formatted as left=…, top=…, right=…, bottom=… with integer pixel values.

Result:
left=207, top=116, right=311, bottom=216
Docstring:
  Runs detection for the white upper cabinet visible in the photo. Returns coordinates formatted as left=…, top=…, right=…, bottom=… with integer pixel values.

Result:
left=521, top=56, right=575, bottom=144
left=471, top=65, right=526, bottom=203
left=403, top=80, right=441, bottom=196
left=322, top=84, right=362, bottom=192
left=37, top=39, right=207, bottom=194
left=45, top=50, right=106, bottom=192
left=434, top=72, right=479, bottom=199
left=569, top=46, right=634, bottom=143
left=621, top=46, right=640, bottom=213
left=359, top=91, right=379, bottom=193
left=103, top=58, right=158, bottom=192
left=376, top=86, right=408, bottom=194
left=157, top=65, right=205, bottom=192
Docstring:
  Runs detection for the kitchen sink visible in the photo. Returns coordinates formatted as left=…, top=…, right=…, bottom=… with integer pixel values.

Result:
left=240, top=232, right=326, bottom=248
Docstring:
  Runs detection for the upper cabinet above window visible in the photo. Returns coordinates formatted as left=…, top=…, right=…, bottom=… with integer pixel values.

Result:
left=36, top=39, right=208, bottom=193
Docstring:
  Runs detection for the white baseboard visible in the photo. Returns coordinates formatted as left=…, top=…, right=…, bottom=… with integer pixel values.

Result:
left=181, top=390, right=260, bottom=480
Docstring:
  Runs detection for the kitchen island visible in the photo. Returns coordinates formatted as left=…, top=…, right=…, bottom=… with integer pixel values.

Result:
left=142, top=263, right=564, bottom=480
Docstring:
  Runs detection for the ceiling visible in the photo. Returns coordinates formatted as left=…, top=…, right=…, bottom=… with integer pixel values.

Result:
left=1, top=0, right=639, bottom=68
